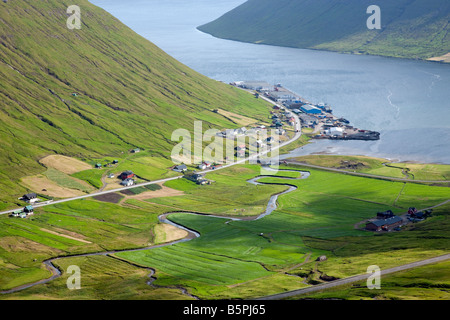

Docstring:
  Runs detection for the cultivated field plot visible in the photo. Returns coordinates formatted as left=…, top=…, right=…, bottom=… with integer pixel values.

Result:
left=21, top=155, right=96, bottom=198
left=216, top=109, right=259, bottom=126
left=21, top=174, right=87, bottom=198
left=39, top=155, right=92, bottom=175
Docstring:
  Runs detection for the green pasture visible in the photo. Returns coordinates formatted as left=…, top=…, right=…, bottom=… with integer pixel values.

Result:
left=1, top=162, right=449, bottom=299
left=289, top=260, right=450, bottom=300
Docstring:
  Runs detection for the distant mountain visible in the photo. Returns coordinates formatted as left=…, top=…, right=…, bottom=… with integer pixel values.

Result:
left=0, top=0, right=268, bottom=207
left=198, top=0, right=450, bottom=62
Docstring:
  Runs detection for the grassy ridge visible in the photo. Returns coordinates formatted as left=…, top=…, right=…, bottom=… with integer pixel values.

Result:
left=198, top=0, right=450, bottom=61
left=0, top=0, right=271, bottom=207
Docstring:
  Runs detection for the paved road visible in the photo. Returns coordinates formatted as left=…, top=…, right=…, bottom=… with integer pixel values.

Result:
left=0, top=93, right=301, bottom=216
left=257, top=253, right=450, bottom=300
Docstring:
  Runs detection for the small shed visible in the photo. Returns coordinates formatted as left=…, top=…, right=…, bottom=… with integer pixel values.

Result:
left=95, top=163, right=102, bottom=169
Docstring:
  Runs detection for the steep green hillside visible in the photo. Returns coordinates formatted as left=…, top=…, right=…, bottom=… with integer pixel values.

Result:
left=198, top=0, right=450, bottom=61
left=0, top=0, right=269, bottom=208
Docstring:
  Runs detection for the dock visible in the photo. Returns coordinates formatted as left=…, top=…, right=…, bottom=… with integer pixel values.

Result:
left=231, top=81, right=380, bottom=141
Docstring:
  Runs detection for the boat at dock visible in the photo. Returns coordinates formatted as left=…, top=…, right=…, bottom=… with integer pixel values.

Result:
left=232, top=81, right=380, bottom=141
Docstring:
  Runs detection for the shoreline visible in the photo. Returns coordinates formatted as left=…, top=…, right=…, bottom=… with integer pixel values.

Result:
left=281, top=140, right=450, bottom=166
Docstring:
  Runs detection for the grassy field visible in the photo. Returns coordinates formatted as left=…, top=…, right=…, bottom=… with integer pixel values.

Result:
left=292, top=155, right=450, bottom=181
left=0, top=198, right=173, bottom=291
left=1, top=163, right=448, bottom=299
left=287, top=260, right=450, bottom=300
left=2, top=255, right=191, bottom=300
left=0, top=0, right=273, bottom=209
left=147, top=165, right=293, bottom=216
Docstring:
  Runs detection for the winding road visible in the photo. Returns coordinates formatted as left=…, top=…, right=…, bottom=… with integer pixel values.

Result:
left=256, top=253, right=450, bottom=300
left=1, top=91, right=449, bottom=298
left=0, top=94, right=301, bottom=218
left=0, top=168, right=309, bottom=295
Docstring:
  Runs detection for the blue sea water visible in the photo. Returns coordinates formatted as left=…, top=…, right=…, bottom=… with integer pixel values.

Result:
left=92, top=0, right=450, bottom=164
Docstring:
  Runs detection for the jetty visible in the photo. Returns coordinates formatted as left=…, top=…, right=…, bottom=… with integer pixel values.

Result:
left=231, top=81, right=380, bottom=141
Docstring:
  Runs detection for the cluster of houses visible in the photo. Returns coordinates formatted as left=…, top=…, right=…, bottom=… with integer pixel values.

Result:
left=407, top=207, right=432, bottom=222
left=9, top=205, right=34, bottom=219
left=10, top=193, right=36, bottom=218
left=365, top=207, right=433, bottom=232
left=95, top=159, right=119, bottom=169
left=232, top=81, right=379, bottom=141
left=270, top=108, right=295, bottom=129
left=172, top=161, right=222, bottom=173
left=119, top=170, right=135, bottom=186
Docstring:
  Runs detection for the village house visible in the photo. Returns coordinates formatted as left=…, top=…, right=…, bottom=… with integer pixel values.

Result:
left=24, top=205, right=34, bottom=215
left=298, top=114, right=318, bottom=128
left=266, top=137, right=275, bottom=145
left=408, top=209, right=432, bottom=221
left=120, top=178, right=134, bottom=187
left=366, top=216, right=403, bottom=232
left=119, top=170, right=135, bottom=180
left=185, top=172, right=209, bottom=185
left=275, top=128, right=286, bottom=135
left=237, top=127, right=247, bottom=135
left=240, top=81, right=273, bottom=92
left=377, top=210, right=394, bottom=219
left=22, top=193, right=38, bottom=204
left=9, top=210, right=23, bottom=218
left=198, top=163, right=207, bottom=170
left=236, top=145, right=246, bottom=157
left=173, top=164, right=188, bottom=172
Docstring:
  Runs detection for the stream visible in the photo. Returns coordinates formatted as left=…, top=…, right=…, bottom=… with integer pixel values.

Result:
left=1, top=167, right=309, bottom=296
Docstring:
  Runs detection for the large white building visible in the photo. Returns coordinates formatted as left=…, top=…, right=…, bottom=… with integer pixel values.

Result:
left=326, top=127, right=344, bottom=136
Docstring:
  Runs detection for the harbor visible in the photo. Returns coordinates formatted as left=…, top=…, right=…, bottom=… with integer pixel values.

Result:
left=232, top=81, right=380, bottom=141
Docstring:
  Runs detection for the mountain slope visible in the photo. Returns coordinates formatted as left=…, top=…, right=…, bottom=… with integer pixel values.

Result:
left=0, top=0, right=269, bottom=207
left=198, top=0, right=450, bottom=61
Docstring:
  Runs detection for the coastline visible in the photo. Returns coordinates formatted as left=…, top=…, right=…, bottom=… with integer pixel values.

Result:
left=196, top=29, right=450, bottom=66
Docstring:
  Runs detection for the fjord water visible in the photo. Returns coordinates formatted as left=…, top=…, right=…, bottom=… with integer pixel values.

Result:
left=92, top=0, right=450, bottom=164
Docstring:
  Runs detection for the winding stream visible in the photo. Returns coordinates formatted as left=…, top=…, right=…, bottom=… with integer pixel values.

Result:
left=1, top=168, right=309, bottom=296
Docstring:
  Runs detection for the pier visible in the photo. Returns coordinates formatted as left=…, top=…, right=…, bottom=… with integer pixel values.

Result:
left=231, top=81, right=380, bottom=141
